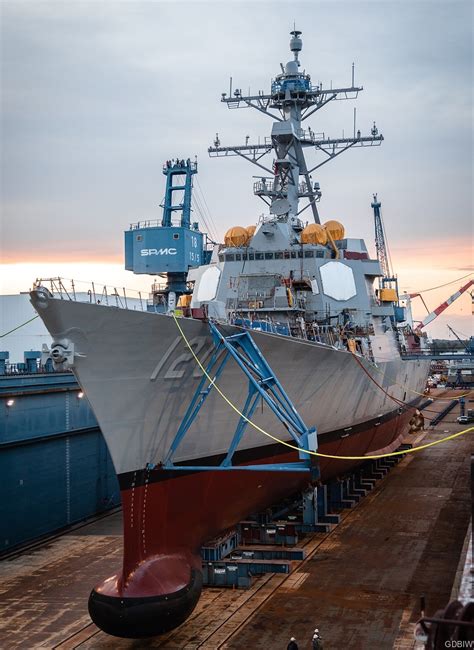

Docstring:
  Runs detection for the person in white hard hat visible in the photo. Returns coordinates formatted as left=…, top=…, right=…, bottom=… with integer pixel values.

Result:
left=287, top=637, right=298, bottom=650
left=312, top=628, right=323, bottom=650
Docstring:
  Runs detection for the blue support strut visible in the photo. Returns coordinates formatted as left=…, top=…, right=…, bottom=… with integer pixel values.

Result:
left=159, top=321, right=318, bottom=474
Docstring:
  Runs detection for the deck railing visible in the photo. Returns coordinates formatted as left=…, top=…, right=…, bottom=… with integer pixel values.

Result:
left=33, top=277, right=149, bottom=312
left=0, top=363, right=69, bottom=376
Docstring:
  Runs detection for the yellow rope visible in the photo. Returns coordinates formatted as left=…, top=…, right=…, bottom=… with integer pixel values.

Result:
left=172, top=314, right=473, bottom=461
left=0, top=315, right=39, bottom=338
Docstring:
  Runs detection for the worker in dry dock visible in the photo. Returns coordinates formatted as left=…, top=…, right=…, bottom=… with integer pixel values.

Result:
left=409, top=409, right=425, bottom=433
left=312, top=628, right=323, bottom=649
left=287, top=636, right=299, bottom=650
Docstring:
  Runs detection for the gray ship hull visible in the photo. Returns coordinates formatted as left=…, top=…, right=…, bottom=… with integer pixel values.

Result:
left=30, top=292, right=429, bottom=475
left=30, top=290, right=430, bottom=638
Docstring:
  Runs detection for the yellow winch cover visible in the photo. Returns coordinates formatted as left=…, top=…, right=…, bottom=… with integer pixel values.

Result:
left=301, top=223, right=328, bottom=245
left=323, top=220, right=345, bottom=241
left=224, top=226, right=249, bottom=247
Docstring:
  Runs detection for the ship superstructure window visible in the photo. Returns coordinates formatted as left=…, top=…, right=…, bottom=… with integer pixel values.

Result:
left=265, top=252, right=274, bottom=260
left=173, top=233, right=180, bottom=240
left=136, top=235, right=143, bottom=241
left=219, top=254, right=224, bottom=261
left=248, top=253, right=255, bottom=260
left=255, top=252, right=264, bottom=260
left=235, top=254, right=242, bottom=261
left=304, top=250, right=314, bottom=258
left=316, top=250, right=325, bottom=258
left=226, top=253, right=235, bottom=261
left=297, top=251, right=303, bottom=258
left=275, top=252, right=283, bottom=259
left=290, top=251, right=297, bottom=259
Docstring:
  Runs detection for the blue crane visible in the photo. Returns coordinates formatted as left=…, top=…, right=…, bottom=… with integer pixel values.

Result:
left=124, top=158, right=209, bottom=312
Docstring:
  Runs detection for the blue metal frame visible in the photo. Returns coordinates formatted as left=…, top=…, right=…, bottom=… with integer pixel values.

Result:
left=158, top=321, right=318, bottom=474
left=162, top=159, right=197, bottom=229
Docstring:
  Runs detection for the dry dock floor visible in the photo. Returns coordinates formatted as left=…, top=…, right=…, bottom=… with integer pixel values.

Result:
left=0, top=390, right=472, bottom=650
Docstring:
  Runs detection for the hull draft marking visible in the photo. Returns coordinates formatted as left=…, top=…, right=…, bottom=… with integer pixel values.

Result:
left=160, top=320, right=318, bottom=474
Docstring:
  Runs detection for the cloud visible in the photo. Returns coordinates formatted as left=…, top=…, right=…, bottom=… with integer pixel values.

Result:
left=1, top=1, right=472, bottom=281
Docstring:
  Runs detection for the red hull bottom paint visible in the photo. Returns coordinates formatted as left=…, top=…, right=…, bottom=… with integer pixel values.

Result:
left=88, top=410, right=413, bottom=637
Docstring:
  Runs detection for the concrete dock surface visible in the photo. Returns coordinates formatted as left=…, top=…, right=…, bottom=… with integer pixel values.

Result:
left=0, top=389, right=472, bottom=649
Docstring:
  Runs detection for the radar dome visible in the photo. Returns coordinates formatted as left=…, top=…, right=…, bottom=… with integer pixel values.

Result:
left=224, top=226, right=248, bottom=248
left=246, top=225, right=256, bottom=239
left=323, top=220, right=345, bottom=241
left=290, top=32, right=303, bottom=53
left=301, top=223, right=327, bottom=245
left=285, top=61, right=299, bottom=75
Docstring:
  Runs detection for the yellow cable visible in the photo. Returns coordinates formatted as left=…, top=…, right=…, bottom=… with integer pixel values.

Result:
left=172, top=314, right=473, bottom=461
left=0, top=315, right=39, bottom=338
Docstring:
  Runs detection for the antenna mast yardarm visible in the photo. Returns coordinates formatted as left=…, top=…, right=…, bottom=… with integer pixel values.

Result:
left=209, top=29, right=384, bottom=224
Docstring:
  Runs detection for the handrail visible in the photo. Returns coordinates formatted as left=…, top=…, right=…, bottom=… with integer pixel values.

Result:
left=0, top=364, right=69, bottom=376
left=33, top=278, right=148, bottom=312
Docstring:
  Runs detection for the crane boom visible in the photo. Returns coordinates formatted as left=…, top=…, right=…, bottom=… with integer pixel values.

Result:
left=446, top=325, right=470, bottom=353
left=418, top=280, right=474, bottom=329
left=371, top=193, right=391, bottom=278
left=405, top=292, right=430, bottom=314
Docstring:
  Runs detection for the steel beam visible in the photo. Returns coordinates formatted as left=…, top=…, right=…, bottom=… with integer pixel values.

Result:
left=161, top=321, right=318, bottom=474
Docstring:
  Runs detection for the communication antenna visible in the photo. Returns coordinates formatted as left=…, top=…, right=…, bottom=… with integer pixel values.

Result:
left=209, top=29, right=384, bottom=225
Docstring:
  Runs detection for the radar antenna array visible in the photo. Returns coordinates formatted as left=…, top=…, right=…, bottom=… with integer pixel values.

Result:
left=209, top=29, right=384, bottom=224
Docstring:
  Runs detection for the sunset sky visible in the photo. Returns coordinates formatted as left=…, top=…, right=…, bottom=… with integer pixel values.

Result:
left=1, top=1, right=472, bottom=339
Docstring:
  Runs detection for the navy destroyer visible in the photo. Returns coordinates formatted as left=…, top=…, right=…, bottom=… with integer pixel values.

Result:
left=30, top=30, right=430, bottom=638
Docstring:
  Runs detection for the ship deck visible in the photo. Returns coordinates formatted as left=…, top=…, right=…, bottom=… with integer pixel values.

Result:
left=1, top=389, right=472, bottom=649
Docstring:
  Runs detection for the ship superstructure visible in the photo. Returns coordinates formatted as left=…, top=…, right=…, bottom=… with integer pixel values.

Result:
left=29, top=29, right=430, bottom=639
left=185, top=30, right=404, bottom=360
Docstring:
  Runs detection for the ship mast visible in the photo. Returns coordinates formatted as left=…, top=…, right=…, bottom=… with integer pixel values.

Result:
left=209, top=29, right=384, bottom=224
